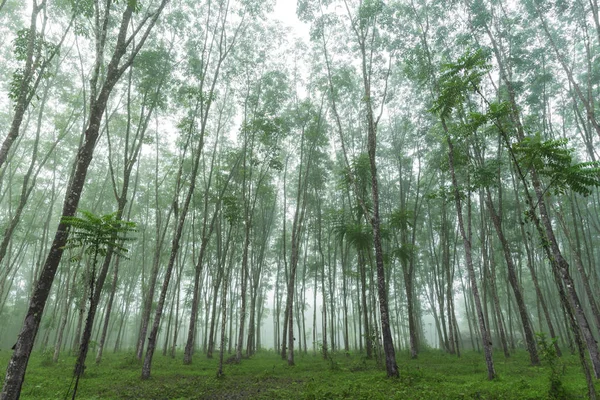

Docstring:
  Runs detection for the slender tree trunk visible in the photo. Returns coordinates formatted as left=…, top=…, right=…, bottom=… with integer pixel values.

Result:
left=95, top=259, right=119, bottom=364
left=274, top=256, right=281, bottom=353
left=142, top=126, right=207, bottom=378
left=183, top=238, right=209, bottom=364
left=483, top=187, right=540, bottom=365
left=0, top=0, right=53, bottom=171
left=217, top=236, right=235, bottom=377
left=556, top=204, right=600, bottom=335
left=316, top=201, right=328, bottom=358
left=72, top=262, right=89, bottom=354
left=207, top=276, right=222, bottom=358
left=341, top=244, right=349, bottom=352
left=235, top=224, right=251, bottom=362
left=1, top=2, right=167, bottom=396
left=511, top=167, right=562, bottom=357
left=359, top=251, right=372, bottom=358
left=445, top=131, right=495, bottom=380
left=53, top=262, right=79, bottom=363
left=485, top=11, right=600, bottom=381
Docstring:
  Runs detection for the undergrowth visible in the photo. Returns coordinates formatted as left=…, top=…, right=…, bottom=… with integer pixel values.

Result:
left=536, top=333, right=567, bottom=399
left=0, top=348, right=597, bottom=399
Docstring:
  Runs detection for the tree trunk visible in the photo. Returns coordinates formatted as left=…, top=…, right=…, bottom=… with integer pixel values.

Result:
left=235, top=224, right=250, bottom=362
left=183, top=238, right=209, bottom=364
left=445, top=132, right=495, bottom=380
left=0, top=2, right=167, bottom=395
left=359, top=251, right=372, bottom=358
left=95, top=258, right=119, bottom=364
left=483, top=188, right=540, bottom=365
left=53, top=262, right=79, bottom=363
left=142, top=117, right=208, bottom=378
left=217, top=237, right=235, bottom=377
left=0, top=1, right=53, bottom=171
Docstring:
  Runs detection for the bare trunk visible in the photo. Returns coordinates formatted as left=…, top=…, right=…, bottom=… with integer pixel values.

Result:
left=366, top=108, right=398, bottom=377
left=285, top=231, right=300, bottom=366
left=484, top=188, right=540, bottom=365
left=217, top=243, right=234, bottom=377
left=359, top=252, right=372, bottom=358
left=445, top=132, right=495, bottom=380
left=95, top=259, right=119, bottom=364
left=235, top=225, right=250, bottom=362
left=534, top=181, right=600, bottom=378
left=142, top=123, right=206, bottom=378
left=53, top=264, right=78, bottom=363
left=206, top=278, right=221, bottom=358
left=183, top=239, right=209, bottom=364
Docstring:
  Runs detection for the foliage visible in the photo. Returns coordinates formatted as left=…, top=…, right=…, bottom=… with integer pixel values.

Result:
left=430, top=49, right=490, bottom=120
left=332, top=219, right=372, bottom=252
left=223, top=195, right=242, bottom=224
left=389, top=208, right=413, bottom=231
left=1, top=0, right=600, bottom=397
left=133, top=46, right=173, bottom=109
left=0, top=350, right=596, bottom=399
left=535, top=333, right=568, bottom=399
left=61, top=210, right=136, bottom=260
left=433, top=49, right=600, bottom=198
left=9, top=28, right=59, bottom=103
left=512, top=134, right=600, bottom=197
left=39, top=348, right=54, bottom=368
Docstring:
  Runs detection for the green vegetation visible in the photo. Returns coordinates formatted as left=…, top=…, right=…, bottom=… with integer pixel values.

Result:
left=2, top=1, right=600, bottom=399
left=536, top=333, right=567, bottom=400
left=0, top=350, right=596, bottom=399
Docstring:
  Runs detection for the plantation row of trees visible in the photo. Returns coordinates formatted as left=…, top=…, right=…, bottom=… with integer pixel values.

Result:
left=1, top=0, right=599, bottom=398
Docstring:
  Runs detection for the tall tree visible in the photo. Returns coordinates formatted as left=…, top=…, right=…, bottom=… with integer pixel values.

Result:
left=1, top=1, right=169, bottom=397
left=0, top=0, right=67, bottom=171
left=61, top=210, right=135, bottom=398
left=431, top=98, right=496, bottom=379
left=300, top=0, right=399, bottom=377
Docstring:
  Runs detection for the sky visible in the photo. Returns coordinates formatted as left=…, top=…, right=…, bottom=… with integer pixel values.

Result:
left=272, top=0, right=310, bottom=39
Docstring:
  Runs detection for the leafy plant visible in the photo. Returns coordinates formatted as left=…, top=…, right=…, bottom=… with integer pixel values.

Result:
left=430, top=48, right=491, bottom=120
left=61, top=210, right=136, bottom=264
left=61, top=210, right=136, bottom=397
left=433, top=49, right=600, bottom=199
left=513, top=133, right=600, bottom=196
left=536, top=332, right=567, bottom=399
left=321, top=346, right=340, bottom=371
left=39, top=348, right=54, bottom=367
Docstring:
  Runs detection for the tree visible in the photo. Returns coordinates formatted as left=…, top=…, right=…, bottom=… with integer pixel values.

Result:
left=1, top=1, right=169, bottom=397
left=61, top=210, right=135, bottom=399
left=142, top=0, right=269, bottom=377
left=432, top=71, right=497, bottom=378
left=0, top=0, right=68, bottom=171
left=434, top=48, right=600, bottom=395
left=300, top=0, right=399, bottom=377
left=96, top=41, right=173, bottom=365
left=282, top=100, right=324, bottom=366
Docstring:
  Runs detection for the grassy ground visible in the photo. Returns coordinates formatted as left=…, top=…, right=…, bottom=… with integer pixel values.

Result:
left=0, top=348, right=597, bottom=399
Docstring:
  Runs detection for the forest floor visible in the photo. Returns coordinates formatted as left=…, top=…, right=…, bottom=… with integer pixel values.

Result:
left=0, top=348, right=597, bottom=399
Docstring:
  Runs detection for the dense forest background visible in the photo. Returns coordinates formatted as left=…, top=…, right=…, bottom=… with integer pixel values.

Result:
left=1, top=0, right=600, bottom=397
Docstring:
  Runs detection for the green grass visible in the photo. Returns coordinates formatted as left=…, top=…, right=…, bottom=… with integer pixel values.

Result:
left=0, top=349, right=597, bottom=399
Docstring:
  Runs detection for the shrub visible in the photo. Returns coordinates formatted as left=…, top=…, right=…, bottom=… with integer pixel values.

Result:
left=536, top=332, right=567, bottom=399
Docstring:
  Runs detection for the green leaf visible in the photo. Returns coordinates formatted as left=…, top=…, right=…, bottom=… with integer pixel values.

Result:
left=513, top=134, right=600, bottom=196
left=389, top=208, right=413, bottom=231
left=61, top=210, right=137, bottom=260
left=431, top=48, right=491, bottom=119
